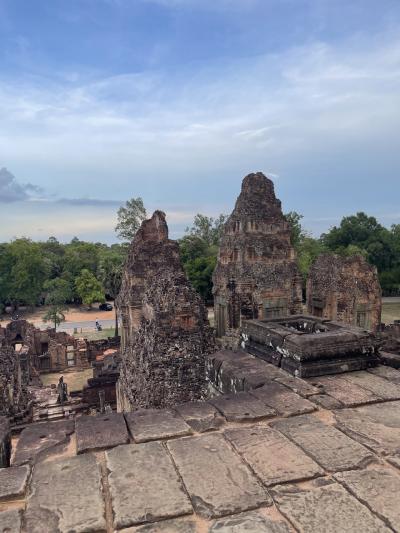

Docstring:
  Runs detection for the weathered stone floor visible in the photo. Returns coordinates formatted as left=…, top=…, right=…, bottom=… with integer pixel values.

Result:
left=2, top=353, right=400, bottom=532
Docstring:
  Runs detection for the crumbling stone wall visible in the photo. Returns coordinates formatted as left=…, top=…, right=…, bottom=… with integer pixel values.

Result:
left=212, top=172, right=302, bottom=342
left=0, top=346, right=29, bottom=417
left=0, top=320, right=91, bottom=372
left=307, top=254, right=382, bottom=332
left=117, top=211, right=215, bottom=411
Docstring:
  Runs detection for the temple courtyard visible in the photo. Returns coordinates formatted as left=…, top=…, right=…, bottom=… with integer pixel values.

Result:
left=2, top=350, right=400, bottom=532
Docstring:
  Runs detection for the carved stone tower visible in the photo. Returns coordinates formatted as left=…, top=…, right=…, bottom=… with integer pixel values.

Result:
left=116, top=211, right=214, bottom=410
left=212, top=172, right=302, bottom=341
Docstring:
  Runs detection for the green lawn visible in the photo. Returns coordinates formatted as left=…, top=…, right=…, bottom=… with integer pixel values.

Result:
left=73, top=327, right=116, bottom=340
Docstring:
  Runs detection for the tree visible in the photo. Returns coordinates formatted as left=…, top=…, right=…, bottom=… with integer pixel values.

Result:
left=179, top=213, right=226, bottom=302
left=75, top=269, right=105, bottom=308
left=115, top=197, right=147, bottom=242
left=321, top=212, right=395, bottom=271
left=98, top=254, right=123, bottom=336
left=185, top=213, right=227, bottom=246
left=43, top=305, right=67, bottom=331
left=285, top=211, right=305, bottom=248
left=6, top=239, right=49, bottom=309
left=44, top=278, right=73, bottom=305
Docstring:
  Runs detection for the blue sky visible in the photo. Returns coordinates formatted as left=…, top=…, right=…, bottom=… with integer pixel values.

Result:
left=1, top=0, right=400, bottom=242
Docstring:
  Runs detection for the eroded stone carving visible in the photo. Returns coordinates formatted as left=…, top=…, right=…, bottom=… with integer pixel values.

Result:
left=117, top=211, right=214, bottom=410
left=307, top=254, right=382, bottom=332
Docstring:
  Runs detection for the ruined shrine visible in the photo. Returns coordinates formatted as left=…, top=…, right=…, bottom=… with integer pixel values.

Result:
left=116, top=211, right=215, bottom=411
left=307, top=254, right=382, bottom=332
left=0, top=346, right=29, bottom=418
left=0, top=319, right=92, bottom=373
left=213, top=172, right=302, bottom=341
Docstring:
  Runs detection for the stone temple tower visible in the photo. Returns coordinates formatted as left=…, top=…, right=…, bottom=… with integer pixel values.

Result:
left=116, top=211, right=214, bottom=411
left=212, top=172, right=302, bottom=340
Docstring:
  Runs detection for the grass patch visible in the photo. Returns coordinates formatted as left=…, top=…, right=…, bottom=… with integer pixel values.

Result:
left=73, top=327, right=116, bottom=340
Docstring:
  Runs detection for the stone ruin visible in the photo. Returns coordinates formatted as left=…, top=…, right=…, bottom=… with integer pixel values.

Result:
left=242, top=315, right=380, bottom=378
left=0, top=319, right=105, bottom=374
left=213, top=172, right=302, bottom=343
left=0, top=346, right=30, bottom=418
left=307, top=253, right=382, bottom=332
left=116, top=211, right=215, bottom=411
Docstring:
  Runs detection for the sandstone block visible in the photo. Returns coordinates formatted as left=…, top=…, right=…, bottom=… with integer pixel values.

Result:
left=271, top=479, right=390, bottom=532
left=168, top=433, right=268, bottom=518
left=225, top=426, right=323, bottom=486
left=12, top=420, right=74, bottom=466
left=210, top=392, right=276, bottom=422
left=125, top=409, right=192, bottom=443
left=76, top=413, right=129, bottom=453
left=24, top=454, right=106, bottom=533
left=209, top=511, right=292, bottom=532
left=334, top=401, right=400, bottom=459
left=250, top=382, right=316, bottom=417
left=335, top=467, right=400, bottom=531
left=175, top=402, right=224, bottom=433
left=272, top=414, right=374, bottom=472
left=0, top=465, right=30, bottom=500
left=106, top=442, right=192, bottom=529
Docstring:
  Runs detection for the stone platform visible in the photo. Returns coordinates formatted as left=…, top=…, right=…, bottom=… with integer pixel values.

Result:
left=242, top=316, right=380, bottom=378
left=2, top=354, right=400, bottom=531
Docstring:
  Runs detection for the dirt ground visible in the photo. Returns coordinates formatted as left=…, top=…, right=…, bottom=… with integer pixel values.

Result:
left=382, top=301, right=400, bottom=324
left=40, top=369, right=93, bottom=392
left=0, top=304, right=114, bottom=327
left=1, top=300, right=398, bottom=329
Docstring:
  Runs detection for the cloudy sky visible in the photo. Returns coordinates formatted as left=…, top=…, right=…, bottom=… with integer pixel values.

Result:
left=1, top=0, right=400, bottom=243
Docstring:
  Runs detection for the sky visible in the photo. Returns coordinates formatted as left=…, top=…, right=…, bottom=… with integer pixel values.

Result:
left=0, top=0, right=400, bottom=243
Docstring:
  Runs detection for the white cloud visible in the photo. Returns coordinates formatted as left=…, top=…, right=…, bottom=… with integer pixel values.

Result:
left=0, top=27, right=399, bottom=237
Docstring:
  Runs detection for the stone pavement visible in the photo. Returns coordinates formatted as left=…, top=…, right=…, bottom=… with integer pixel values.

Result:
left=2, top=354, right=400, bottom=532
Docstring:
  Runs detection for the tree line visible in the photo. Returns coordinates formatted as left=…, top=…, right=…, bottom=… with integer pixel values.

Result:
left=0, top=201, right=399, bottom=326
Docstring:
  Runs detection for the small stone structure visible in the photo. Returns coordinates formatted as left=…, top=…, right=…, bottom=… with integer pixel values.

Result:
left=0, top=320, right=114, bottom=373
left=242, top=315, right=380, bottom=377
left=213, top=172, right=302, bottom=344
left=307, top=254, right=382, bottom=332
left=116, top=211, right=215, bottom=411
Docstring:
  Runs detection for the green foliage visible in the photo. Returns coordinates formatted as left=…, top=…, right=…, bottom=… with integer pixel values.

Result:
left=285, top=211, right=305, bottom=248
left=185, top=214, right=227, bottom=246
left=43, top=305, right=67, bottom=331
left=115, top=197, right=147, bottom=242
left=296, top=237, right=326, bottom=281
left=74, top=269, right=105, bottom=307
left=44, top=278, right=73, bottom=305
left=2, top=239, right=50, bottom=308
left=180, top=213, right=227, bottom=301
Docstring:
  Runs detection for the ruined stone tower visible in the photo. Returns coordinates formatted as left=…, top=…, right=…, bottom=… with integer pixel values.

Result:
left=213, top=172, right=302, bottom=340
left=307, top=253, right=382, bottom=332
left=116, top=211, right=215, bottom=411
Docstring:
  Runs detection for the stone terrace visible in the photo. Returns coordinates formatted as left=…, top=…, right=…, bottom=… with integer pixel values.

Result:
left=2, top=352, right=400, bottom=532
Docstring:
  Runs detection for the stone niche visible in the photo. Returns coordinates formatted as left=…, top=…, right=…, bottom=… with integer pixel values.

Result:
left=213, top=172, right=302, bottom=343
left=116, top=211, right=215, bottom=411
left=307, top=254, right=382, bottom=332
left=242, top=315, right=380, bottom=378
